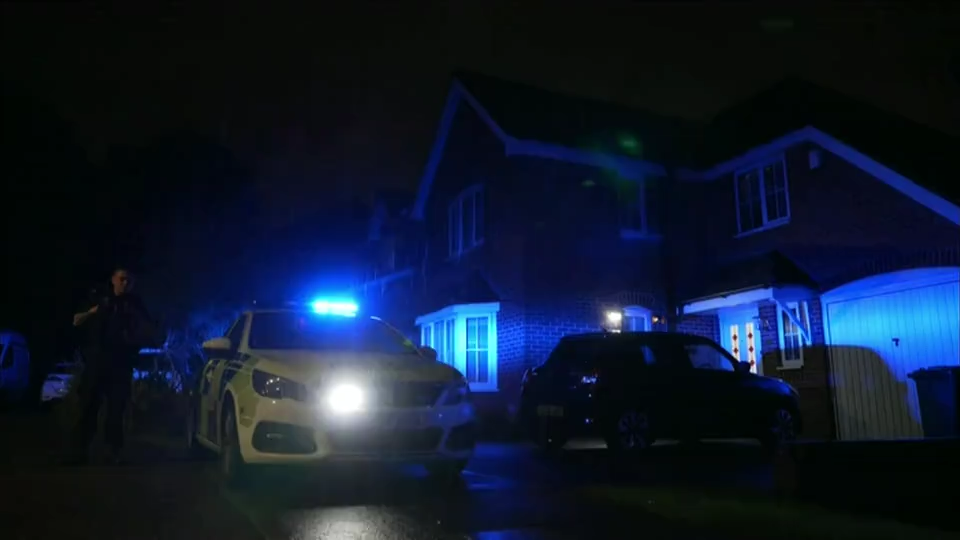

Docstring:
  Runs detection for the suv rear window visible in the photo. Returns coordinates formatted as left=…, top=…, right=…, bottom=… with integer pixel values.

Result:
left=545, top=338, right=607, bottom=372
left=683, top=342, right=736, bottom=372
left=605, top=339, right=659, bottom=366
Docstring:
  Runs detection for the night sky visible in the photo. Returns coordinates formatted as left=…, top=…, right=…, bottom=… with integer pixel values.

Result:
left=2, top=3, right=958, bottom=369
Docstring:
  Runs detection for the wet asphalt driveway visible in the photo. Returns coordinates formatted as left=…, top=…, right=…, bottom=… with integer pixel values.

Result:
left=0, top=411, right=771, bottom=539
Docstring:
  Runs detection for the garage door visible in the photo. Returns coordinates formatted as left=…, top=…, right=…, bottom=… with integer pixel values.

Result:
left=823, top=268, right=960, bottom=441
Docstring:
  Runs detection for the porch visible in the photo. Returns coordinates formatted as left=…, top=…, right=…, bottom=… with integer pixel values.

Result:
left=676, top=251, right=834, bottom=439
left=677, top=251, right=820, bottom=377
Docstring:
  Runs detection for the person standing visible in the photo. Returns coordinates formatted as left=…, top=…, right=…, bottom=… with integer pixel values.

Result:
left=67, top=267, right=156, bottom=465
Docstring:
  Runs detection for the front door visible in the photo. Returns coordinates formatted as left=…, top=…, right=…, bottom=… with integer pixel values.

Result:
left=719, top=306, right=762, bottom=375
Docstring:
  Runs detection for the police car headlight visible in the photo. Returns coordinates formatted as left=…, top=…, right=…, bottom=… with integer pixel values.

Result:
left=441, top=378, right=471, bottom=406
left=325, top=383, right=365, bottom=413
left=252, top=370, right=308, bottom=401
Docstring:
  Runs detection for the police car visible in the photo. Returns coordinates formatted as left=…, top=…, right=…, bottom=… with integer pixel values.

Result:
left=184, top=300, right=477, bottom=487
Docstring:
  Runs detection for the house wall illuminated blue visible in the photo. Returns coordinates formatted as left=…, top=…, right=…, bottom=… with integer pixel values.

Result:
left=355, top=73, right=960, bottom=438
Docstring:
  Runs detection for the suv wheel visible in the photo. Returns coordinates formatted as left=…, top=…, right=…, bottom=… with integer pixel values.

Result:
left=605, top=408, right=654, bottom=453
left=760, top=407, right=797, bottom=456
left=533, top=417, right=568, bottom=453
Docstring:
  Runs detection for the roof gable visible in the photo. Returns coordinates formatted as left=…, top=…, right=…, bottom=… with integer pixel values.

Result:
left=679, top=126, right=960, bottom=226
left=693, top=78, right=960, bottom=205
left=411, top=73, right=959, bottom=226
left=453, top=71, right=696, bottom=163
left=411, top=72, right=671, bottom=220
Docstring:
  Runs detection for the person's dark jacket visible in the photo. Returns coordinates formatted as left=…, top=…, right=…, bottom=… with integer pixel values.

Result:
left=83, top=293, right=159, bottom=374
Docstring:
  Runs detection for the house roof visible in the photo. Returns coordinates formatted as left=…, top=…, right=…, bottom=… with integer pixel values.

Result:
left=694, top=78, right=960, bottom=204
left=453, top=71, right=697, bottom=163
left=411, top=71, right=958, bottom=224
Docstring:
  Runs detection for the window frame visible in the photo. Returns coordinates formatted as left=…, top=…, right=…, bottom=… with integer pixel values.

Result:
left=622, top=305, right=653, bottom=332
left=619, top=176, right=663, bottom=240
left=463, top=315, right=492, bottom=387
left=733, top=155, right=791, bottom=237
left=420, top=317, right=456, bottom=367
left=226, top=315, right=248, bottom=353
left=777, top=300, right=811, bottom=370
left=416, top=302, right=499, bottom=392
left=448, top=184, right=485, bottom=258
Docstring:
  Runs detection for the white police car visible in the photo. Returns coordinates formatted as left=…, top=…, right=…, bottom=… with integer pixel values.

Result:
left=185, top=300, right=477, bottom=488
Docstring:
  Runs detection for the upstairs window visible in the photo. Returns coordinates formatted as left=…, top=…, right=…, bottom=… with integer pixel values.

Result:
left=734, top=157, right=790, bottom=235
left=448, top=185, right=485, bottom=257
left=619, top=176, right=663, bottom=238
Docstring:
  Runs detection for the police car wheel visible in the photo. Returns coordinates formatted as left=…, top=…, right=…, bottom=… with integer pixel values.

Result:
left=220, top=410, right=249, bottom=489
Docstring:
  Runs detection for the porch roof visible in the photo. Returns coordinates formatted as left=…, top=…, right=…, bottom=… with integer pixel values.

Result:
left=680, top=251, right=818, bottom=312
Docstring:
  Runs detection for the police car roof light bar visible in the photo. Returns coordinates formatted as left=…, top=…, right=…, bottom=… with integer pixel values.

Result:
left=309, top=298, right=358, bottom=317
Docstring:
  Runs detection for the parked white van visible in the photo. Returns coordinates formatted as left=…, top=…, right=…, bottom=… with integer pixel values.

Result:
left=0, top=331, right=31, bottom=403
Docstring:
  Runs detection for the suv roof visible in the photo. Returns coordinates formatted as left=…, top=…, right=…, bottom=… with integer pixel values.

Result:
left=560, top=331, right=716, bottom=345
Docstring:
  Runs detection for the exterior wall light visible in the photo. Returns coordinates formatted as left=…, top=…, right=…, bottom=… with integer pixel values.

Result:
left=604, top=310, right=623, bottom=333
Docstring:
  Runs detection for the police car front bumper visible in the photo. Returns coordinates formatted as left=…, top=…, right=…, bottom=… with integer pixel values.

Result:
left=236, top=398, right=477, bottom=465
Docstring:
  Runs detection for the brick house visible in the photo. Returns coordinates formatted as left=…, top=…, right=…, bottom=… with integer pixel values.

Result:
left=355, top=73, right=960, bottom=441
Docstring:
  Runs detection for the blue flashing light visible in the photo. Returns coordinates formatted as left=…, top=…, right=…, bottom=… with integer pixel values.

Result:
left=309, top=299, right=359, bottom=317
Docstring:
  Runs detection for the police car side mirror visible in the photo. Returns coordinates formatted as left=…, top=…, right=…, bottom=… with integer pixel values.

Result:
left=202, top=337, right=232, bottom=351
left=418, top=346, right=438, bottom=361
left=736, top=361, right=752, bottom=374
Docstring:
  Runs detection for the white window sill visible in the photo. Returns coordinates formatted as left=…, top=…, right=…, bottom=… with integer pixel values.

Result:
left=469, top=384, right=498, bottom=393
left=620, top=229, right=663, bottom=241
left=734, top=218, right=790, bottom=239
left=777, top=362, right=804, bottom=371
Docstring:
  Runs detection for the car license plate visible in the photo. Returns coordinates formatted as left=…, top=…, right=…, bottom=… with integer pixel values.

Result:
left=536, top=405, right=564, bottom=418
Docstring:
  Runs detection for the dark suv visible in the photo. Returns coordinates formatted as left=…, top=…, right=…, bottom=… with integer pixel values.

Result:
left=519, top=332, right=801, bottom=454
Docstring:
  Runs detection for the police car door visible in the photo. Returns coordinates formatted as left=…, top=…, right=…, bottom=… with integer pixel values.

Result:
left=200, top=315, right=247, bottom=443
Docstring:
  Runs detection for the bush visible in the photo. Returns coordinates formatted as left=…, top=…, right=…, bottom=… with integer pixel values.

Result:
left=54, top=363, right=190, bottom=441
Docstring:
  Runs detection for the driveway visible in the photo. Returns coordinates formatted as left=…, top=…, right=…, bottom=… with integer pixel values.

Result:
left=219, top=438, right=774, bottom=539
left=2, top=410, right=950, bottom=539
left=0, top=409, right=770, bottom=539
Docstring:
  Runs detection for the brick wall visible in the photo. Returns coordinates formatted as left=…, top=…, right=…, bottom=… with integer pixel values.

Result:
left=494, top=301, right=526, bottom=419
left=676, top=314, right=720, bottom=342
left=524, top=298, right=606, bottom=368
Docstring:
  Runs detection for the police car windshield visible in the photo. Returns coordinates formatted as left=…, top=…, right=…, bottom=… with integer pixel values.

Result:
left=247, top=312, right=418, bottom=354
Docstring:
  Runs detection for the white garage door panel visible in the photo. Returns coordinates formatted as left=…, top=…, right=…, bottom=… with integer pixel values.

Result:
left=827, top=279, right=960, bottom=441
